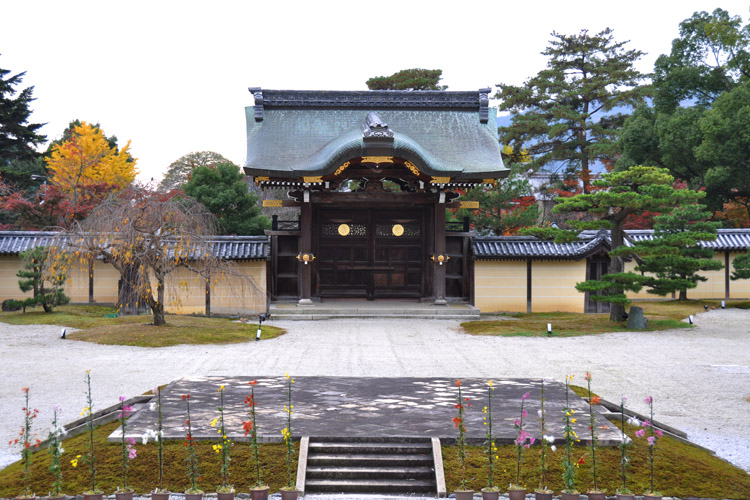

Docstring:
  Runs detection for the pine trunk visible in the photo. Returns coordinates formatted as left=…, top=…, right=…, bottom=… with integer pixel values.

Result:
left=609, top=220, right=627, bottom=322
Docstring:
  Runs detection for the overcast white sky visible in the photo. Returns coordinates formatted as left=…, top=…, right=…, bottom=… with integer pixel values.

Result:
left=1, top=0, right=747, bottom=182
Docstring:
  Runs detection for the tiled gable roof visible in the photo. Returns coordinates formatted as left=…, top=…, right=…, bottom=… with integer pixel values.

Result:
left=0, top=231, right=269, bottom=260
left=474, top=229, right=750, bottom=259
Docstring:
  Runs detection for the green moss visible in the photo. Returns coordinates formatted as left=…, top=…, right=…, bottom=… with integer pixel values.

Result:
left=442, top=423, right=750, bottom=498
left=0, top=422, right=298, bottom=496
left=461, top=312, right=688, bottom=337
left=0, top=305, right=285, bottom=347
left=460, top=299, right=750, bottom=337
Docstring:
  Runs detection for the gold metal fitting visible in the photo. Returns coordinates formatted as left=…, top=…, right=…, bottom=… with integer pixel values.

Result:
left=431, top=254, right=451, bottom=265
left=296, top=253, right=316, bottom=265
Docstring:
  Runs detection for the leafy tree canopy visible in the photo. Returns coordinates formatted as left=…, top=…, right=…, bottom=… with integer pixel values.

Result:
left=46, top=121, right=137, bottom=204
left=653, top=8, right=750, bottom=112
left=366, top=69, right=447, bottom=90
left=695, top=81, right=750, bottom=214
left=183, top=162, right=270, bottom=235
left=159, top=151, right=230, bottom=192
left=0, top=182, right=118, bottom=231
left=496, top=29, right=646, bottom=193
left=619, top=9, right=750, bottom=221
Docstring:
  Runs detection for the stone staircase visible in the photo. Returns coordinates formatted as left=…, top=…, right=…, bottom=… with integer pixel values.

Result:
left=303, top=437, right=439, bottom=494
left=269, top=300, right=480, bottom=320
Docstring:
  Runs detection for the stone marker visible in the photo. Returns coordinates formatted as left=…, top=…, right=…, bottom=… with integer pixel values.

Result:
left=627, top=306, right=648, bottom=330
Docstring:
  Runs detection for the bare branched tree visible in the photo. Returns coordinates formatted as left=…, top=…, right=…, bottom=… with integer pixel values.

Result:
left=50, top=185, right=259, bottom=326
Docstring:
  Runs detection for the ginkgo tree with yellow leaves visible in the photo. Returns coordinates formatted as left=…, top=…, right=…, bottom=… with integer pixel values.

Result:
left=46, top=121, right=137, bottom=204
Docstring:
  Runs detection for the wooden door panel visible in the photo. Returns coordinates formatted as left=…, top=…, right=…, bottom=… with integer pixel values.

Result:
left=316, top=208, right=425, bottom=298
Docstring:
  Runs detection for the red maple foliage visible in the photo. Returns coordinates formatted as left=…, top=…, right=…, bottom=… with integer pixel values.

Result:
left=0, top=182, right=119, bottom=230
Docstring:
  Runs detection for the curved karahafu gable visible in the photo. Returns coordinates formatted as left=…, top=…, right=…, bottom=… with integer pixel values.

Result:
left=243, top=88, right=508, bottom=182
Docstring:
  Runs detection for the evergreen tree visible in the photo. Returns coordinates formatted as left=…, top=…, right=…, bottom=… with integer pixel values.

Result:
left=731, top=253, right=750, bottom=281
left=0, top=57, right=46, bottom=168
left=634, top=204, right=722, bottom=300
left=183, top=162, right=270, bottom=235
left=366, top=69, right=447, bottom=90
left=652, top=8, right=750, bottom=113
left=496, top=29, right=646, bottom=193
left=619, top=9, right=750, bottom=219
left=15, top=246, right=69, bottom=313
left=523, top=166, right=703, bottom=322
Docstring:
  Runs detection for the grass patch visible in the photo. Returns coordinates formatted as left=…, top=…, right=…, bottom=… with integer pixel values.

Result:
left=0, top=422, right=297, bottom=496
left=0, top=305, right=284, bottom=347
left=462, top=312, right=688, bottom=337
left=461, top=299, right=750, bottom=337
left=442, top=422, right=750, bottom=499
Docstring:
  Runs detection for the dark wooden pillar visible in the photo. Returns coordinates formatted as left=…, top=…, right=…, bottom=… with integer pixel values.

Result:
left=88, top=257, right=94, bottom=303
left=725, top=251, right=731, bottom=300
left=527, top=259, right=532, bottom=313
left=298, top=193, right=313, bottom=305
left=205, top=270, right=211, bottom=317
left=433, top=197, right=447, bottom=305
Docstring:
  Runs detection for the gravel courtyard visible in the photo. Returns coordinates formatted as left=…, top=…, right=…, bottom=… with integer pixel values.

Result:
left=1, top=309, right=749, bottom=472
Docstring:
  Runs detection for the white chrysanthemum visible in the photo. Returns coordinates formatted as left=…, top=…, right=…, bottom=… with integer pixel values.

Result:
left=142, top=429, right=158, bottom=444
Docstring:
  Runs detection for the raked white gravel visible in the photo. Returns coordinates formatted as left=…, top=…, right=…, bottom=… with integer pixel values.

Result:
left=1, top=309, right=749, bottom=472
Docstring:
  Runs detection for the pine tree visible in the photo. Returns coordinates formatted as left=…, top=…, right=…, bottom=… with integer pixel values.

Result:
left=496, top=29, right=646, bottom=193
left=366, top=69, right=447, bottom=90
left=15, top=246, right=69, bottom=313
left=523, top=166, right=704, bottom=321
left=0, top=58, right=46, bottom=166
left=731, top=253, right=750, bottom=281
left=635, top=204, right=723, bottom=300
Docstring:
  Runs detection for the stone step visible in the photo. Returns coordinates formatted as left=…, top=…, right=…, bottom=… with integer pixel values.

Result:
left=306, top=465, right=434, bottom=479
left=305, top=478, right=435, bottom=493
left=269, top=303, right=480, bottom=321
left=307, top=453, right=434, bottom=467
left=270, top=307, right=478, bottom=314
left=271, top=313, right=480, bottom=321
left=308, top=441, right=432, bottom=454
